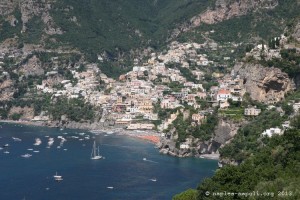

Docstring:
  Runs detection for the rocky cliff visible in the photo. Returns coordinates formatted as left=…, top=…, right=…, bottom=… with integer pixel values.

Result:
left=157, top=119, right=241, bottom=158
left=234, top=62, right=295, bottom=103
left=0, top=0, right=61, bottom=35
left=190, top=0, right=278, bottom=28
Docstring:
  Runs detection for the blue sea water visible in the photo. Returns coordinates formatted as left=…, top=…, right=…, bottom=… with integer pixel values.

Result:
left=0, top=123, right=217, bottom=200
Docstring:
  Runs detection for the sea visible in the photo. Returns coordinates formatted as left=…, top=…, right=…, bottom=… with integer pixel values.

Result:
left=0, top=122, right=218, bottom=200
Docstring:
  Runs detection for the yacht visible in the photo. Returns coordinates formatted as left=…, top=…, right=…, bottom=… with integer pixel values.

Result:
left=12, top=137, right=22, bottom=142
left=48, top=138, right=54, bottom=146
left=53, top=172, right=63, bottom=181
left=21, top=154, right=32, bottom=158
left=3, top=144, right=9, bottom=147
left=91, top=141, right=102, bottom=160
left=33, top=138, right=42, bottom=146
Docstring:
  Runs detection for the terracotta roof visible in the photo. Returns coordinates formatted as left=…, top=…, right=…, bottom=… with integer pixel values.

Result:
left=218, top=89, right=230, bottom=95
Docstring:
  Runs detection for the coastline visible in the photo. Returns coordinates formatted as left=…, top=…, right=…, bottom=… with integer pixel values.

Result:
left=0, top=119, right=161, bottom=144
left=0, top=120, right=220, bottom=160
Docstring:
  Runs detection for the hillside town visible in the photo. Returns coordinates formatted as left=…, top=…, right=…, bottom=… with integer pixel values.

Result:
left=0, top=38, right=299, bottom=154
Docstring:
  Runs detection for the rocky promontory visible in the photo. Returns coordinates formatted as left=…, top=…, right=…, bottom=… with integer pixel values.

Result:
left=233, top=62, right=295, bottom=104
left=157, top=119, right=242, bottom=159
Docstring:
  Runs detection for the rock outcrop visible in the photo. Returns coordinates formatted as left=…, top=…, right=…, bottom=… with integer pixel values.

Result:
left=0, top=79, right=14, bottom=101
left=157, top=119, right=241, bottom=158
left=9, top=106, right=34, bottom=119
left=19, top=55, right=44, bottom=77
left=190, top=0, right=278, bottom=27
left=0, top=0, right=62, bottom=35
left=234, top=62, right=295, bottom=103
left=169, top=0, right=278, bottom=37
left=292, top=20, right=300, bottom=42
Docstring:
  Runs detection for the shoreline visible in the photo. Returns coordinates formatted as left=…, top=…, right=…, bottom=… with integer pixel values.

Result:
left=0, top=119, right=161, bottom=144
left=0, top=120, right=220, bottom=160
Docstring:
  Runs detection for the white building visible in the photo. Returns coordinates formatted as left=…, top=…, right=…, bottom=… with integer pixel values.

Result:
left=262, top=127, right=283, bottom=137
left=216, top=89, right=231, bottom=102
left=244, top=107, right=261, bottom=116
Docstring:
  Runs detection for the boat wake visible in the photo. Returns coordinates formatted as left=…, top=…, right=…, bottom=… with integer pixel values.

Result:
left=143, top=158, right=158, bottom=164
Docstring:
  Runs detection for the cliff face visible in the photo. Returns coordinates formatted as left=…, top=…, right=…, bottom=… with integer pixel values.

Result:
left=292, top=20, right=300, bottom=42
left=190, top=0, right=278, bottom=27
left=234, top=62, right=295, bottom=103
left=157, top=119, right=241, bottom=158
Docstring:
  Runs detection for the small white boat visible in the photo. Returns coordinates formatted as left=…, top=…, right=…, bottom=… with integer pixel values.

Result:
left=4, top=151, right=9, bottom=154
left=3, top=144, right=9, bottom=147
left=78, top=132, right=85, bottom=136
left=91, top=141, right=102, bottom=160
left=143, top=158, right=147, bottom=161
left=48, top=138, right=54, bottom=147
left=57, top=146, right=61, bottom=149
left=33, top=151, right=39, bottom=153
left=34, top=138, right=42, bottom=146
left=53, top=172, right=63, bottom=181
left=107, top=186, right=114, bottom=189
left=27, top=148, right=33, bottom=151
left=150, top=178, right=157, bottom=182
left=12, top=137, right=22, bottom=142
left=21, top=154, right=32, bottom=158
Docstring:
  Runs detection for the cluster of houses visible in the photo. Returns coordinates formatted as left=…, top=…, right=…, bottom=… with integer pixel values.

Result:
left=31, top=41, right=265, bottom=131
left=16, top=40, right=295, bottom=135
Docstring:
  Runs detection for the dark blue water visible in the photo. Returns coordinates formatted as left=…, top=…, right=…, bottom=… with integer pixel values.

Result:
left=0, top=123, right=217, bottom=200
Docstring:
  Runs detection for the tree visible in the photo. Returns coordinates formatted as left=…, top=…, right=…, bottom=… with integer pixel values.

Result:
left=173, top=189, right=198, bottom=200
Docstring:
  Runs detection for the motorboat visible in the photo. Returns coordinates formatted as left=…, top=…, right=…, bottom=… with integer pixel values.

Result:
left=33, top=138, right=42, bottom=146
left=21, top=154, right=32, bottom=158
left=12, top=137, right=22, bottom=142
left=3, top=144, right=9, bottom=147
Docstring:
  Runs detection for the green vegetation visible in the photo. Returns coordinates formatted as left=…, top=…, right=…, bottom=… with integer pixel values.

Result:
left=0, top=95, right=95, bottom=122
left=173, top=189, right=198, bottom=200
left=260, top=48, right=300, bottom=78
left=10, top=113, right=21, bottom=121
left=180, top=0, right=300, bottom=43
left=219, top=107, right=244, bottom=121
left=169, top=109, right=218, bottom=143
left=174, top=114, right=300, bottom=199
left=21, top=16, right=45, bottom=44
left=197, top=128, right=300, bottom=200
left=0, top=9, right=22, bottom=43
left=44, top=97, right=95, bottom=122
left=220, top=110, right=285, bottom=162
left=48, top=0, right=215, bottom=56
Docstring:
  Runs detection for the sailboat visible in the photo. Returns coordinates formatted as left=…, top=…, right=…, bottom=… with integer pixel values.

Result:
left=53, top=172, right=63, bottom=181
left=91, top=141, right=102, bottom=160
